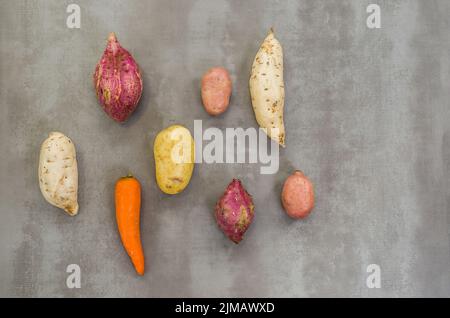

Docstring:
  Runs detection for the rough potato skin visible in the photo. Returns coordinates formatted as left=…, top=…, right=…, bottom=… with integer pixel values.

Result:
left=201, top=67, right=232, bottom=116
left=38, top=132, right=79, bottom=216
left=281, top=171, right=314, bottom=219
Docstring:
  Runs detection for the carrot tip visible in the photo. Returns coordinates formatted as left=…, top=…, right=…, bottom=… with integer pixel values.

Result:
left=136, top=269, right=144, bottom=276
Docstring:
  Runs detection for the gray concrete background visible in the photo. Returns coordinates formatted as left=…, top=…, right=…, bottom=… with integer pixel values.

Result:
left=1, top=0, right=449, bottom=297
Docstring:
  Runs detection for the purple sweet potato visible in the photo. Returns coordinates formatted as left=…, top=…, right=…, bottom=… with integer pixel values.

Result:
left=93, top=32, right=143, bottom=123
left=215, top=179, right=254, bottom=243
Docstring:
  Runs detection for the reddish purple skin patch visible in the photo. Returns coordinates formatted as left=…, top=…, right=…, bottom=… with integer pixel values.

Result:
left=215, top=179, right=255, bottom=243
left=94, top=33, right=143, bottom=123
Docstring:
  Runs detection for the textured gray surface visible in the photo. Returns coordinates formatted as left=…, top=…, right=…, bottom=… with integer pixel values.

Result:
left=1, top=0, right=449, bottom=297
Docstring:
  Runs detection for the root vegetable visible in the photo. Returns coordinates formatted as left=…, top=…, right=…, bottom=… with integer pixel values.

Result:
left=38, top=132, right=79, bottom=216
left=249, top=28, right=285, bottom=146
left=215, top=179, right=254, bottom=243
left=201, top=67, right=232, bottom=116
left=93, top=32, right=143, bottom=123
left=115, top=175, right=144, bottom=276
left=154, top=125, right=195, bottom=194
left=281, top=171, right=314, bottom=219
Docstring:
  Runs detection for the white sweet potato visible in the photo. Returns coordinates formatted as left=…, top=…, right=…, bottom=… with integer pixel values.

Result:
left=38, top=132, right=79, bottom=216
left=249, top=28, right=285, bottom=147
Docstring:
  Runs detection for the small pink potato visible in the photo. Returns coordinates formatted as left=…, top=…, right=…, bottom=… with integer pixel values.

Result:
left=281, top=171, right=315, bottom=219
left=201, top=67, right=232, bottom=116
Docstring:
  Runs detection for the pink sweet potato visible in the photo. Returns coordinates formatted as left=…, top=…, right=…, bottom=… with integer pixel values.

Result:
left=281, top=171, right=315, bottom=219
left=201, top=67, right=232, bottom=116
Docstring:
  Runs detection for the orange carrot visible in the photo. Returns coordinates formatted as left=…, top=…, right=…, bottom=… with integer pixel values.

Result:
left=115, top=175, right=144, bottom=275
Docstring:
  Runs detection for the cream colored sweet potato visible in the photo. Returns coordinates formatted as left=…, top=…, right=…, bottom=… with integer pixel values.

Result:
left=38, top=132, right=79, bottom=216
left=249, top=28, right=285, bottom=146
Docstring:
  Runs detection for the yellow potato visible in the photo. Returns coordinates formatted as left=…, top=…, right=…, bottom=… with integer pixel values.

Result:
left=154, top=125, right=195, bottom=194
